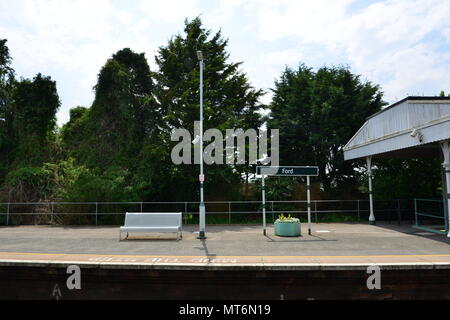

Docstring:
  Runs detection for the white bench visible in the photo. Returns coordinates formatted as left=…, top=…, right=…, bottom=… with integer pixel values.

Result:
left=119, top=212, right=182, bottom=241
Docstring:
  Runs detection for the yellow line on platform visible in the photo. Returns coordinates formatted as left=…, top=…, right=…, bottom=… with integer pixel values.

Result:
left=0, top=251, right=450, bottom=259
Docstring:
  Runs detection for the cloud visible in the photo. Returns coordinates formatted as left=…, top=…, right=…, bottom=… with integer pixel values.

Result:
left=245, top=0, right=450, bottom=102
left=1, top=0, right=449, bottom=125
left=246, top=0, right=355, bottom=43
left=138, top=0, right=200, bottom=23
left=254, top=48, right=305, bottom=93
left=0, top=0, right=166, bottom=124
left=342, top=0, right=450, bottom=100
left=443, top=28, right=450, bottom=42
left=0, top=0, right=117, bottom=123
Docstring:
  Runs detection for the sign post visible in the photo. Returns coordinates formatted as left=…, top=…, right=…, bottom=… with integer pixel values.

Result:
left=262, top=175, right=266, bottom=235
left=256, top=166, right=319, bottom=236
left=307, top=175, right=311, bottom=235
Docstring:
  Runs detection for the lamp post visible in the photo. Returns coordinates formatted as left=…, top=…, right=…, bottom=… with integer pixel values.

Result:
left=197, top=50, right=206, bottom=240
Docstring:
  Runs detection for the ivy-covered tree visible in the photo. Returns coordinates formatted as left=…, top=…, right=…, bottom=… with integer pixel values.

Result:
left=65, top=48, right=156, bottom=170
left=60, top=106, right=89, bottom=158
left=6, top=73, right=60, bottom=166
left=0, top=39, right=15, bottom=179
left=0, top=39, right=14, bottom=113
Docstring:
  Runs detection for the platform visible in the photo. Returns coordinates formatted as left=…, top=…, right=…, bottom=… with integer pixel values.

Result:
left=1, top=223, right=450, bottom=299
left=0, top=223, right=449, bottom=270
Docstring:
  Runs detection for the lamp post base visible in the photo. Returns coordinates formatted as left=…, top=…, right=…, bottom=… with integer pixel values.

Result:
left=197, top=231, right=207, bottom=240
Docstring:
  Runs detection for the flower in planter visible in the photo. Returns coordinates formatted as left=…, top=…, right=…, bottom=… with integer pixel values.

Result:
left=275, top=213, right=300, bottom=223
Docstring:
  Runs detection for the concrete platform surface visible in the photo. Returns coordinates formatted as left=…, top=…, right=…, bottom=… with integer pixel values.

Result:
left=0, top=223, right=449, bottom=270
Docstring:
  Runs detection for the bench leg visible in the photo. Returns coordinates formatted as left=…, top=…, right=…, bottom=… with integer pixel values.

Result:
left=119, top=232, right=129, bottom=241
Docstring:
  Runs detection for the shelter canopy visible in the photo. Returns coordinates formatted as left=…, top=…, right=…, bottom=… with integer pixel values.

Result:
left=343, top=97, right=450, bottom=160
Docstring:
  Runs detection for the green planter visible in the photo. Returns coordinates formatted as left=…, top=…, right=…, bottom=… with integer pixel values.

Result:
left=274, top=221, right=301, bottom=237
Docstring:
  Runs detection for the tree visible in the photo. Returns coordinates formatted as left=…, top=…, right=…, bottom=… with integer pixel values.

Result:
left=2, top=73, right=60, bottom=168
left=60, top=106, right=89, bottom=158
left=66, top=48, right=156, bottom=170
left=0, top=39, right=15, bottom=179
left=60, top=48, right=159, bottom=202
left=0, top=40, right=60, bottom=202
left=149, top=17, right=266, bottom=200
left=0, top=39, right=14, bottom=114
left=372, top=158, right=442, bottom=200
left=269, top=64, right=386, bottom=193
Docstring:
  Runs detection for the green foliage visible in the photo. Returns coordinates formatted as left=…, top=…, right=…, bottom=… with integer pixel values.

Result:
left=0, top=39, right=60, bottom=188
left=154, top=18, right=264, bottom=131
left=0, top=158, right=139, bottom=203
left=0, top=21, right=267, bottom=205
left=11, top=74, right=59, bottom=141
left=269, top=64, right=386, bottom=193
left=67, top=48, right=155, bottom=170
left=0, top=39, right=15, bottom=180
left=2, top=73, right=60, bottom=167
left=60, top=106, right=89, bottom=157
left=254, top=176, right=297, bottom=200
left=64, top=166, right=139, bottom=202
left=318, top=213, right=359, bottom=223
left=372, top=158, right=442, bottom=200
left=1, top=159, right=85, bottom=202
left=0, top=21, right=444, bottom=213
left=3, top=166, right=53, bottom=202
left=150, top=17, right=266, bottom=200
left=0, top=39, right=14, bottom=114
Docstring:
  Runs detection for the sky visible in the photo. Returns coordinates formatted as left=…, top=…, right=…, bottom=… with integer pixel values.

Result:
left=1, top=0, right=450, bottom=125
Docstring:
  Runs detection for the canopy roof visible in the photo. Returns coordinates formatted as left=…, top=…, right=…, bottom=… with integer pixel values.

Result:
left=343, top=97, right=450, bottom=160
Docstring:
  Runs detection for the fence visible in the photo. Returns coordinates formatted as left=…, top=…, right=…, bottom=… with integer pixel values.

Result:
left=0, top=199, right=416, bottom=226
left=413, top=198, right=448, bottom=235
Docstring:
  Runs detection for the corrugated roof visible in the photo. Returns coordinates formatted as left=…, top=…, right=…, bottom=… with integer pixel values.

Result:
left=367, top=96, right=450, bottom=120
left=343, top=96, right=450, bottom=160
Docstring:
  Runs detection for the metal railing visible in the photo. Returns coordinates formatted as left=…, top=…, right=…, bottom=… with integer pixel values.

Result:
left=0, top=199, right=415, bottom=226
left=413, top=198, right=448, bottom=235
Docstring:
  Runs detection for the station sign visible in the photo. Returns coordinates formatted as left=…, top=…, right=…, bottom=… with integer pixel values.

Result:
left=256, top=166, right=319, bottom=176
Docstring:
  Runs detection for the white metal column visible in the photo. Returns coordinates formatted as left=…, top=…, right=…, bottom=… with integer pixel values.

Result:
left=440, top=141, right=450, bottom=243
left=367, top=156, right=375, bottom=225
left=262, top=175, right=266, bottom=235
left=307, top=175, right=312, bottom=235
